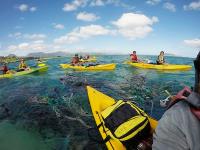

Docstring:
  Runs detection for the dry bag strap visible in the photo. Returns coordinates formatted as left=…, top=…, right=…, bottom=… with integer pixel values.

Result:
left=87, top=127, right=111, bottom=144
left=97, top=122, right=104, bottom=129
left=96, top=111, right=114, bottom=150
left=103, top=135, right=111, bottom=143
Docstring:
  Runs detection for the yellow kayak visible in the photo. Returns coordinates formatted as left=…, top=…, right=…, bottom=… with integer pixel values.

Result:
left=60, top=63, right=116, bottom=71
left=127, top=62, right=192, bottom=71
left=87, top=86, right=158, bottom=150
left=80, top=57, right=96, bottom=62
left=0, top=66, right=48, bottom=79
left=38, top=63, right=47, bottom=67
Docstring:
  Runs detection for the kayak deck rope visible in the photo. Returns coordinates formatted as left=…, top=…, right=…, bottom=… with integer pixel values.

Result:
left=95, top=111, right=114, bottom=150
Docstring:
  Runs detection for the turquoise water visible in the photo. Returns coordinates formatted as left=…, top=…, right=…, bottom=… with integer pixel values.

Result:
left=0, top=55, right=195, bottom=150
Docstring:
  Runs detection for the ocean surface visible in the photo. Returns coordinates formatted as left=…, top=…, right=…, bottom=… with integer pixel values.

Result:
left=0, top=55, right=195, bottom=150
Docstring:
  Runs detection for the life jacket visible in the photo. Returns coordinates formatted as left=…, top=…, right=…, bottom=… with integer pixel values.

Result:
left=130, top=54, right=138, bottom=61
left=167, top=87, right=200, bottom=120
left=157, top=55, right=165, bottom=64
left=71, top=57, right=79, bottom=64
left=19, top=63, right=27, bottom=69
left=101, top=100, right=151, bottom=149
left=2, top=66, right=8, bottom=74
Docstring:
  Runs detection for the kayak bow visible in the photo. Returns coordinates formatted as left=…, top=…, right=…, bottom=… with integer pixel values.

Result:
left=87, top=86, right=158, bottom=150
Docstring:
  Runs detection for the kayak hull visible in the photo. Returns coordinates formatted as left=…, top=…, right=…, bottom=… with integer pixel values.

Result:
left=87, top=86, right=158, bottom=150
left=38, top=63, right=47, bottom=67
left=60, top=63, right=116, bottom=71
left=0, top=66, right=48, bottom=79
left=127, top=62, right=192, bottom=70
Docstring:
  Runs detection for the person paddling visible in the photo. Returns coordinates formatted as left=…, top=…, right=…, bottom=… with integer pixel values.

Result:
left=153, top=51, right=200, bottom=150
left=156, top=51, right=165, bottom=65
left=71, top=54, right=80, bottom=66
left=130, top=51, right=139, bottom=63
left=85, top=55, right=90, bottom=60
left=18, top=59, right=29, bottom=71
left=0, top=63, right=9, bottom=74
left=82, top=55, right=90, bottom=60
left=37, top=58, right=43, bottom=64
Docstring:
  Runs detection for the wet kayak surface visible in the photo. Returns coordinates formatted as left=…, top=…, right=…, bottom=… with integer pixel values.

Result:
left=0, top=55, right=194, bottom=150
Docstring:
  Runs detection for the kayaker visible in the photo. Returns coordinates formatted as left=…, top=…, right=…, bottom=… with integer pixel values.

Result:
left=130, top=51, right=139, bottom=63
left=0, top=63, right=9, bottom=74
left=82, top=55, right=90, bottom=60
left=86, top=55, right=90, bottom=59
left=156, top=51, right=165, bottom=64
left=18, top=59, right=29, bottom=71
left=37, top=58, right=43, bottom=64
left=71, top=54, right=80, bottom=66
left=153, top=51, right=200, bottom=150
left=79, top=55, right=83, bottom=60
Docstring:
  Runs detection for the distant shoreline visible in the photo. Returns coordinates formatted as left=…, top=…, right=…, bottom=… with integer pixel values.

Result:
left=0, top=52, right=195, bottom=59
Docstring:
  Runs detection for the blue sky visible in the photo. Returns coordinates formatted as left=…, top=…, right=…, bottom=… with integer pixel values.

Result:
left=0, top=0, right=200, bottom=57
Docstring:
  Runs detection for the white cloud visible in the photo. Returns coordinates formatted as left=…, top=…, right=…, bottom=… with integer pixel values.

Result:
left=17, top=4, right=37, bottom=12
left=54, top=24, right=111, bottom=44
left=163, top=2, right=176, bottom=12
left=63, top=0, right=88, bottom=11
left=77, top=12, right=100, bottom=22
left=89, top=0, right=133, bottom=9
left=62, top=0, right=133, bottom=11
left=146, top=0, right=161, bottom=5
left=7, top=42, right=47, bottom=52
left=18, top=43, right=30, bottom=50
left=8, top=43, right=30, bottom=51
left=112, top=13, right=158, bottom=40
left=63, top=3, right=77, bottom=11
left=54, top=24, right=65, bottom=30
left=33, top=40, right=44, bottom=44
left=183, top=0, right=200, bottom=11
left=79, top=25, right=111, bottom=35
left=90, top=0, right=105, bottom=6
left=8, top=32, right=22, bottom=39
left=152, top=16, right=159, bottom=22
left=30, top=7, right=37, bottom=12
left=184, top=38, right=200, bottom=48
left=18, top=4, right=29, bottom=12
left=9, top=33, right=46, bottom=40
left=30, top=43, right=47, bottom=51
left=8, top=45, right=18, bottom=51
left=23, top=34, right=46, bottom=40
left=90, top=0, right=121, bottom=6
